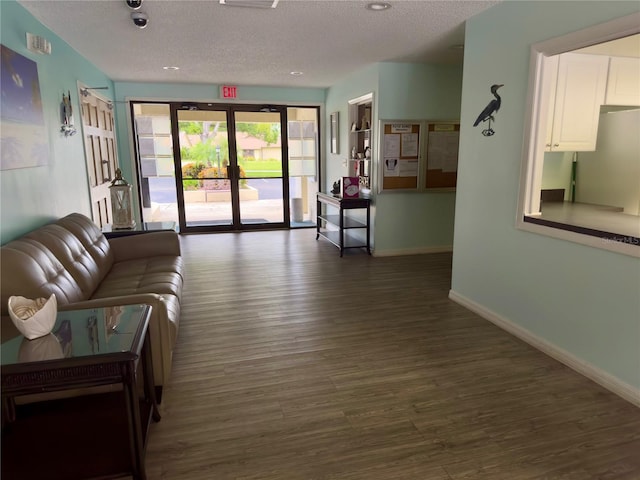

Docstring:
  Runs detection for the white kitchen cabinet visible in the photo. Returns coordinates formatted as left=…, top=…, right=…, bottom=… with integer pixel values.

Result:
left=545, top=52, right=609, bottom=152
left=605, top=56, right=640, bottom=106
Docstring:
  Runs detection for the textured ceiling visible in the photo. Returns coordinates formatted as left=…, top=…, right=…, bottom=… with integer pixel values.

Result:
left=18, top=0, right=499, bottom=88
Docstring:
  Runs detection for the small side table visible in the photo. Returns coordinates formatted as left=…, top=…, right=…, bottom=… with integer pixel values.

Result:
left=102, top=220, right=178, bottom=238
left=1, top=305, right=160, bottom=480
left=316, top=192, right=371, bottom=256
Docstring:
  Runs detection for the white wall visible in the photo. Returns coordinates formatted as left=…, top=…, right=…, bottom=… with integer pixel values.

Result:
left=577, top=109, right=640, bottom=215
left=541, top=152, right=573, bottom=200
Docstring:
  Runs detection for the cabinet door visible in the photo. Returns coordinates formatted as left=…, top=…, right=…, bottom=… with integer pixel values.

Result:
left=544, top=55, right=560, bottom=151
left=550, top=53, right=609, bottom=151
left=605, top=56, right=640, bottom=106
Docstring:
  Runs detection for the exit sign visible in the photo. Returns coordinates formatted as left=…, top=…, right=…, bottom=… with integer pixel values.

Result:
left=221, top=85, right=238, bottom=99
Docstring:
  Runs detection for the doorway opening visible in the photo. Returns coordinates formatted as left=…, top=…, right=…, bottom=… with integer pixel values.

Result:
left=130, top=102, right=320, bottom=232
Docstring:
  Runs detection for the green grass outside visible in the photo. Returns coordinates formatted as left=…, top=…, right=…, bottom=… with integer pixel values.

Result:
left=239, top=159, right=282, bottom=178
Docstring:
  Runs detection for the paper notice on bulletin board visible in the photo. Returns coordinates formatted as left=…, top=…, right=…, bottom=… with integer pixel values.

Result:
left=384, top=158, right=399, bottom=176
left=427, top=130, right=459, bottom=172
left=425, top=122, right=460, bottom=189
left=391, top=124, right=413, bottom=133
left=401, top=133, right=419, bottom=157
left=384, top=134, right=401, bottom=157
left=399, top=159, right=419, bottom=176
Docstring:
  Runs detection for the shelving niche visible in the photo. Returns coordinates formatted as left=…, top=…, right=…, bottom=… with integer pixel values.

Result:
left=348, top=94, right=374, bottom=193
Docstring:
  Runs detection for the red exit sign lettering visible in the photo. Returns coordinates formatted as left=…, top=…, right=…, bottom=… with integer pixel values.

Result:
left=221, top=85, right=238, bottom=99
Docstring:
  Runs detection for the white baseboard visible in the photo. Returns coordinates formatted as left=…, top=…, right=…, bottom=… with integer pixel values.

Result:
left=373, top=245, right=453, bottom=257
left=449, top=289, right=640, bottom=408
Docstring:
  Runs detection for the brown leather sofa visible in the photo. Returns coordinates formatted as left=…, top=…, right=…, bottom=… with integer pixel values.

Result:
left=1, top=213, right=183, bottom=397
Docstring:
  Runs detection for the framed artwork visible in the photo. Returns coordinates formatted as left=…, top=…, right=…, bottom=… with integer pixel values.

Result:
left=0, top=44, right=49, bottom=170
left=330, top=111, right=339, bottom=154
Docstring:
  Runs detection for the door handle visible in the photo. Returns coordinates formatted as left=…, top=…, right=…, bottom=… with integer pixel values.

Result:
left=229, top=165, right=241, bottom=180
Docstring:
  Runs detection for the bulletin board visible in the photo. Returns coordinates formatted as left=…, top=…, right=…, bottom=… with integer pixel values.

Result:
left=425, top=122, right=460, bottom=189
left=380, top=122, right=422, bottom=191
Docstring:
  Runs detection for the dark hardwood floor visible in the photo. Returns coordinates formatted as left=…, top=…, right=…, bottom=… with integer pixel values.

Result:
left=145, top=229, right=640, bottom=479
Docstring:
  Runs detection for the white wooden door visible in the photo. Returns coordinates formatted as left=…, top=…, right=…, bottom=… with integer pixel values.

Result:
left=80, top=91, right=118, bottom=227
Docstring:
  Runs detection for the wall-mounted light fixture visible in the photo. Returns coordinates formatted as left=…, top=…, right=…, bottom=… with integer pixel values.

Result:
left=60, top=91, right=76, bottom=137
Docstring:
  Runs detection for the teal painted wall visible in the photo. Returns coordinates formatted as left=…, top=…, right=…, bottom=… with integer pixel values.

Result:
left=377, top=62, right=462, bottom=119
left=323, top=62, right=462, bottom=255
left=0, top=1, right=114, bottom=244
left=452, top=1, right=640, bottom=389
left=325, top=62, right=463, bottom=255
left=375, top=63, right=462, bottom=254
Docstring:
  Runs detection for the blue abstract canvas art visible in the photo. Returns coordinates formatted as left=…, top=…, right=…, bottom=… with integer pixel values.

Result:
left=1, top=44, right=49, bottom=170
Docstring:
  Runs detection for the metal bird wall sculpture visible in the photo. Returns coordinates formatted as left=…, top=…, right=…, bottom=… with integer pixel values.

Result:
left=473, top=84, right=504, bottom=136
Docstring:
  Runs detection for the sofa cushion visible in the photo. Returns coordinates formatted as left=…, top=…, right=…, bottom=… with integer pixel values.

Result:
left=55, top=213, right=114, bottom=274
left=0, top=238, right=86, bottom=314
left=91, top=256, right=183, bottom=300
left=23, top=224, right=113, bottom=300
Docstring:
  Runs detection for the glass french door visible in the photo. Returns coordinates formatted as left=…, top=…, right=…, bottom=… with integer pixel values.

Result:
left=131, top=102, right=319, bottom=231
left=173, top=104, right=289, bottom=232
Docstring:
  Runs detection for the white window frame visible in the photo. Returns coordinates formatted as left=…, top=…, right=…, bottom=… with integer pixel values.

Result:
left=516, top=12, right=640, bottom=258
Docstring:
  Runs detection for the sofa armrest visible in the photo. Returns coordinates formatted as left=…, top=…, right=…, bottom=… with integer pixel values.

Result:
left=107, top=231, right=181, bottom=263
left=58, top=294, right=175, bottom=387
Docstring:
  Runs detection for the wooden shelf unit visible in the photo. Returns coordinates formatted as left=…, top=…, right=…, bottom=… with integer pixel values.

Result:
left=348, top=94, right=373, bottom=191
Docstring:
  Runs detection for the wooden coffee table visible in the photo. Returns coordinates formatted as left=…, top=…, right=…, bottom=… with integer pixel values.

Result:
left=1, top=304, right=160, bottom=480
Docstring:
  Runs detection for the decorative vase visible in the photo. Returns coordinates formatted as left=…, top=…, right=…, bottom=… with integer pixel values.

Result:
left=8, top=294, right=57, bottom=340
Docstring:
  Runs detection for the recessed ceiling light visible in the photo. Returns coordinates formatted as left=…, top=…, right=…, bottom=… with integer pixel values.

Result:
left=163, top=66, right=180, bottom=70
left=290, top=71, right=304, bottom=76
left=366, top=2, right=391, bottom=11
left=219, top=0, right=279, bottom=8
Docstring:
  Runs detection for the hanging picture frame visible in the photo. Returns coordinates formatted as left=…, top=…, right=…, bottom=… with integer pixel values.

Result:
left=330, top=111, right=339, bottom=154
left=0, top=44, right=49, bottom=170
